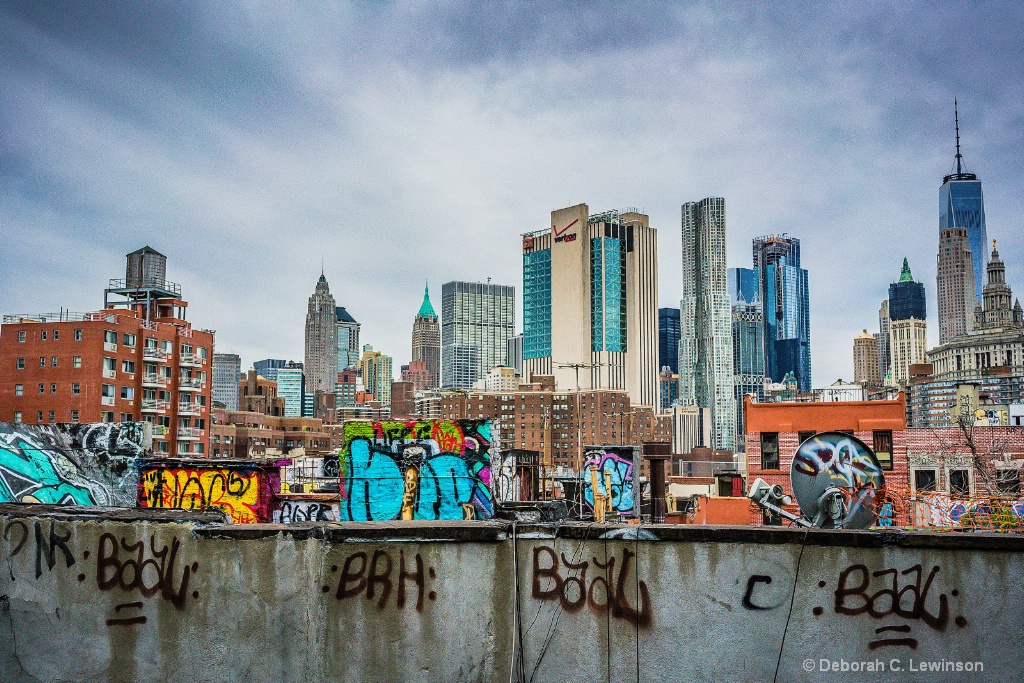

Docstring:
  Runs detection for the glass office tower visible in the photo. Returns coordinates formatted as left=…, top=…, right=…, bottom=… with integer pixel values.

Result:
left=658, top=307, right=680, bottom=373
left=752, top=235, right=811, bottom=393
left=940, top=102, right=988, bottom=303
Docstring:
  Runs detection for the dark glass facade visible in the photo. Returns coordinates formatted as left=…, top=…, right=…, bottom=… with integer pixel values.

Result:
left=889, top=280, right=927, bottom=321
left=940, top=178, right=988, bottom=302
left=752, top=236, right=811, bottom=392
left=658, top=307, right=680, bottom=372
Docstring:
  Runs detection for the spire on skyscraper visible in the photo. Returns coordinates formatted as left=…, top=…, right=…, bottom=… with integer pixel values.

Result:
left=899, top=257, right=914, bottom=283
left=417, top=282, right=437, bottom=319
left=955, top=98, right=963, bottom=175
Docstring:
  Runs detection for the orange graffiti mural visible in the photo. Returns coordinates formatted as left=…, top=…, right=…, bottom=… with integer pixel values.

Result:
left=138, top=468, right=263, bottom=523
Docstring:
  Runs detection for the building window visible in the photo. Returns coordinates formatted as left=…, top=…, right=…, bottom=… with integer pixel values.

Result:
left=39, top=357, right=45, bottom=367
left=797, top=431, right=815, bottom=444
left=873, top=431, right=893, bottom=471
left=997, top=469, right=1021, bottom=494
left=48, top=411, right=55, bottom=422
left=73, top=356, right=82, bottom=368
left=37, top=411, right=43, bottom=421
left=101, top=412, right=114, bottom=423
left=122, top=360, right=136, bottom=374
left=121, top=386, right=134, bottom=400
left=14, top=384, right=23, bottom=396
left=104, top=330, right=117, bottom=348
left=53, top=330, right=58, bottom=341
left=16, top=358, right=24, bottom=370
left=123, top=333, right=136, bottom=347
left=102, top=384, right=115, bottom=400
left=72, top=383, right=81, bottom=395
left=51, top=356, right=58, bottom=367
left=50, top=384, right=56, bottom=394
left=13, top=412, right=21, bottom=423
left=70, top=410, right=79, bottom=423
left=949, top=469, right=970, bottom=496
left=17, top=331, right=25, bottom=343
left=38, top=384, right=44, bottom=394
left=760, top=432, right=779, bottom=470
left=74, top=328, right=82, bottom=341
left=41, top=330, right=46, bottom=341
left=120, top=413, right=133, bottom=422
left=913, top=469, right=937, bottom=493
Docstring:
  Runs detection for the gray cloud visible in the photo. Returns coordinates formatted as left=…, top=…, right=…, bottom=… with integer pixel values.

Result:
left=1, top=1, right=1022, bottom=386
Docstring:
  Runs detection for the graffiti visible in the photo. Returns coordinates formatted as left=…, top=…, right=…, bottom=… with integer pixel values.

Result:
left=813, top=563, right=968, bottom=650
left=742, top=575, right=774, bottom=610
left=582, top=448, right=634, bottom=515
left=531, top=545, right=651, bottom=627
left=2, top=519, right=198, bottom=625
left=97, top=532, right=197, bottom=615
left=272, top=499, right=339, bottom=523
left=0, top=423, right=147, bottom=507
left=338, top=420, right=494, bottom=521
left=329, top=549, right=437, bottom=611
left=494, top=449, right=541, bottom=503
left=791, top=432, right=884, bottom=529
left=138, top=466, right=271, bottom=524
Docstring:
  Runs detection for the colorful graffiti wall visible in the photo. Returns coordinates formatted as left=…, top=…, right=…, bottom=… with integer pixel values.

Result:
left=137, top=461, right=281, bottom=524
left=0, top=422, right=150, bottom=507
left=339, top=420, right=494, bottom=521
left=582, top=447, right=635, bottom=515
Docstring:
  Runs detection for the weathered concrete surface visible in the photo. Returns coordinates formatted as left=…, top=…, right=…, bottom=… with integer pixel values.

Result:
left=0, top=507, right=1022, bottom=682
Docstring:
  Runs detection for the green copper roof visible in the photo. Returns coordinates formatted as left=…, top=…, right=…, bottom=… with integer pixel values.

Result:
left=417, top=283, right=437, bottom=319
left=898, top=257, right=914, bottom=283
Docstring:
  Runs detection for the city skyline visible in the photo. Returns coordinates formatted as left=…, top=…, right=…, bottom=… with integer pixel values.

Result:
left=2, top=4, right=1023, bottom=387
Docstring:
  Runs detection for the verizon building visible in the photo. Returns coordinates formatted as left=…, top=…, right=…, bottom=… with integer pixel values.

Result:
left=522, top=204, right=658, bottom=407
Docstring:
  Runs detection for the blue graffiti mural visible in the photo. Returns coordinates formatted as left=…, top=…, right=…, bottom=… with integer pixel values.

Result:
left=582, top=448, right=634, bottom=514
left=339, top=420, right=494, bottom=521
left=0, top=423, right=148, bottom=507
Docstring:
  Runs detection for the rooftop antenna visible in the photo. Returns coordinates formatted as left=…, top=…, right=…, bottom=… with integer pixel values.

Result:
left=954, top=98, right=963, bottom=175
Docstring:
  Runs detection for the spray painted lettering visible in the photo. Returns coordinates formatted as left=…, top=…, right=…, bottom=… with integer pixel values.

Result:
left=813, top=563, right=968, bottom=650
left=582, top=448, right=634, bottom=515
left=339, top=420, right=494, bottom=521
left=328, top=549, right=437, bottom=611
left=531, top=545, right=651, bottom=627
left=272, top=500, right=339, bottom=523
left=138, top=467, right=267, bottom=523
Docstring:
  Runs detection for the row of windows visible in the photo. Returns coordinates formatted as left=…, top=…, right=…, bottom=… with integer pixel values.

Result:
left=15, top=329, right=207, bottom=356
left=759, top=431, right=894, bottom=471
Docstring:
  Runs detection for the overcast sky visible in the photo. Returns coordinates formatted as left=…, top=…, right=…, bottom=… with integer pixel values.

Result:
left=2, top=1, right=1023, bottom=386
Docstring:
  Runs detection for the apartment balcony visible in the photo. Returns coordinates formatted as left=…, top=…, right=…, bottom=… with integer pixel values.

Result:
left=142, top=347, right=167, bottom=362
left=178, top=402, right=202, bottom=415
left=141, top=400, right=170, bottom=413
left=142, top=373, right=166, bottom=388
left=179, top=353, right=201, bottom=367
left=177, top=427, right=204, bottom=440
left=178, top=377, right=202, bottom=391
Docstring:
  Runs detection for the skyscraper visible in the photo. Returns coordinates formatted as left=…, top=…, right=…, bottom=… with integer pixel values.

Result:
left=658, top=307, right=680, bottom=374
left=853, top=330, right=880, bottom=386
left=680, top=197, right=735, bottom=450
left=335, top=307, right=360, bottom=372
left=277, top=366, right=305, bottom=418
left=442, top=281, right=515, bottom=390
left=876, top=300, right=892, bottom=384
left=888, top=258, right=928, bottom=385
left=411, top=283, right=440, bottom=389
left=212, top=353, right=241, bottom=411
left=732, top=298, right=765, bottom=448
left=304, top=273, right=337, bottom=395
left=522, top=204, right=658, bottom=406
left=360, top=345, right=393, bottom=406
left=253, top=358, right=288, bottom=381
left=752, top=234, right=811, bottom=393
left=936, top=226, right=977, bottom=344
left=939, top=101, right=988, bottom=305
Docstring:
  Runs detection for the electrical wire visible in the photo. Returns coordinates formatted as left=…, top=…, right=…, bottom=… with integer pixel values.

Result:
left=772, top=526, right=810, bottom=683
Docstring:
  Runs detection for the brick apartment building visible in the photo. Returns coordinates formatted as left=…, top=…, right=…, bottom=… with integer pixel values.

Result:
left=0, top=247, right=213, bottom=456
left=745, top=394, right=1024, bottom=524
left=440, top=375, right=672, bottom=475
left=209, top=408, right=331, bottom=459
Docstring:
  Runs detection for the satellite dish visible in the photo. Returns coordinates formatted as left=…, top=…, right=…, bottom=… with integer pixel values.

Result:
left=790, top=432, right=885, bottom=529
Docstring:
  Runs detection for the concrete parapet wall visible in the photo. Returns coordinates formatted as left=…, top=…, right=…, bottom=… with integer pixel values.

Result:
left=0, top=505, right=1021, bottom=682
